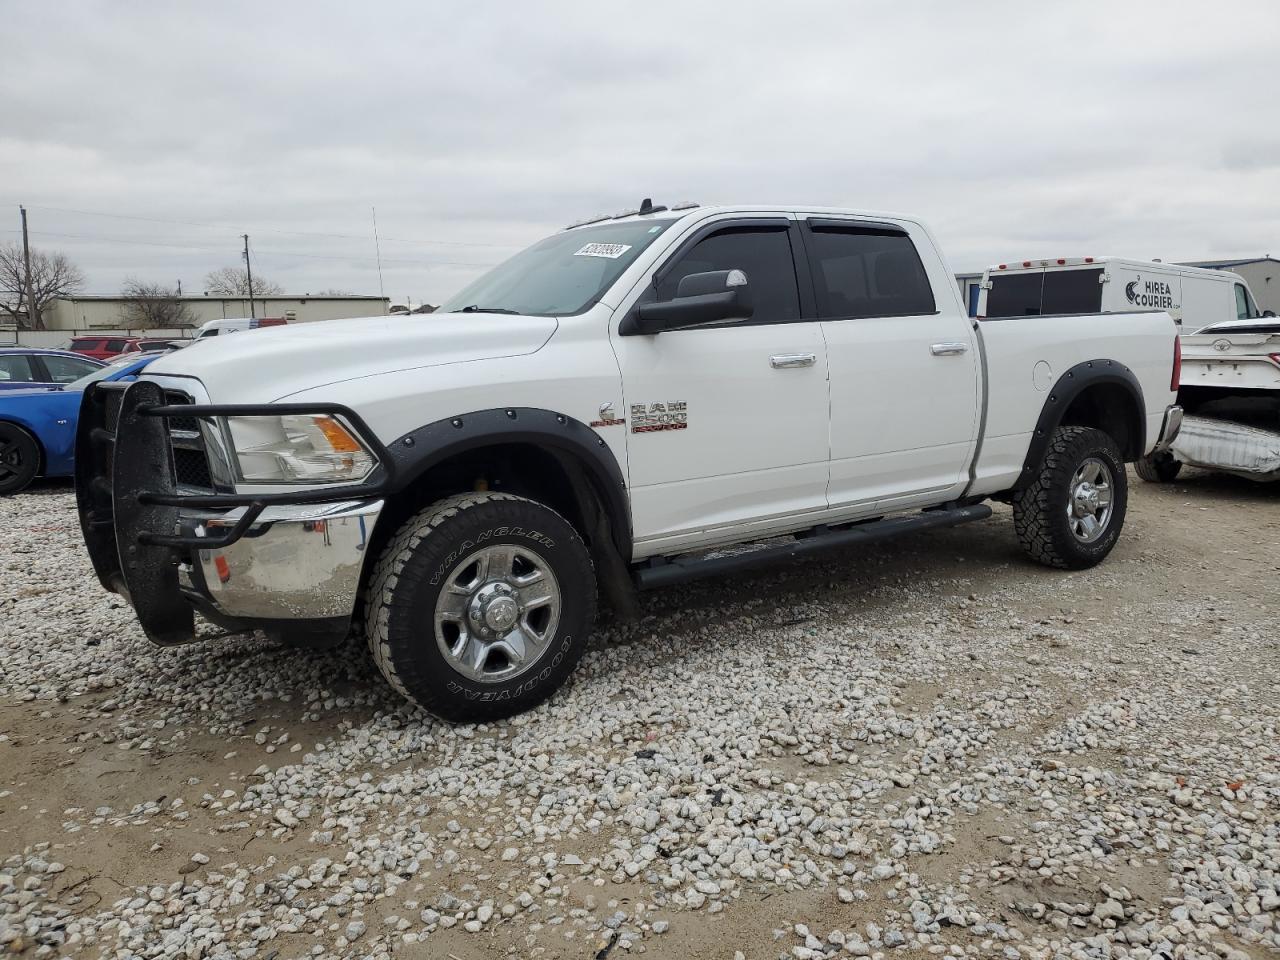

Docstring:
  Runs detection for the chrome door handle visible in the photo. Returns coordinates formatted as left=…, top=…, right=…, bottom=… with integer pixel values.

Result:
left=770, top=353, right=817, bottom=369
left=930, top=342, right=969, bottom=356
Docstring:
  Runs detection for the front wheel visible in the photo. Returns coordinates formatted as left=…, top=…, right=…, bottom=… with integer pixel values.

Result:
left=365, top=492, right=596, bottom=722
left=0, top=423, right=40, bottom=496
left=1134, top=451, right=1182, bottom=483
left=1013, top=425, right=1128, bottom=570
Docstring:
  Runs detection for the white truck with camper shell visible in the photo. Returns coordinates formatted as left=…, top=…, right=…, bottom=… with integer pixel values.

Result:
left=976, top=255, right=1279, bottom=482
left=977, top=256, right=1262, bottom=329
left=76, top=201, right=1183, bottom=721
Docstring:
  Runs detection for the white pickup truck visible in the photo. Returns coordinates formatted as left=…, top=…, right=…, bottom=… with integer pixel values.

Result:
left=76, top=202, right=1183, bottom=720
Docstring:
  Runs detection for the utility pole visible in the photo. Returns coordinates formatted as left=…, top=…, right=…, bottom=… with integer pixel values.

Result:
left=176, top=279, right=182, bottom=296
left=371, top=206, right=386, bottom=301
left=19, top=206, right=35, bottom=329
left=242, top=234, right=256, bottom=318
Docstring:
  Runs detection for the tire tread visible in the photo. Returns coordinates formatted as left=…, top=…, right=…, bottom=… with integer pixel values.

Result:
left=364, top=491, right=593, bottom=720
left=1013, top=425, right=1126, bottom=571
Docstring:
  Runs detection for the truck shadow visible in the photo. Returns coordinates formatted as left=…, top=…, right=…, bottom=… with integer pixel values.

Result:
left=605, top=515, right=1017, bottom=647
left=1135, top=465, right=1280, bottom=503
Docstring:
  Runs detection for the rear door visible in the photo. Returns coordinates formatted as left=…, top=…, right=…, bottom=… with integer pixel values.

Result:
left=610, top=215, right=831, bottom=552
left=806, top=218, right=979, bottom=510
left=38, top=353, right=101, bottom=384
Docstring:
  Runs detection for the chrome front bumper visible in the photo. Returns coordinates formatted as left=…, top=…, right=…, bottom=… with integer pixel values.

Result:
left=1153, top=405, right=1184, bottom=453
left=178, top=499, right=383, bottom=622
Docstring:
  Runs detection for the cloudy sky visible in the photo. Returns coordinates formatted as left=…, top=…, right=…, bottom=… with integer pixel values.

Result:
left=2, top=1, right=1278, bottom=305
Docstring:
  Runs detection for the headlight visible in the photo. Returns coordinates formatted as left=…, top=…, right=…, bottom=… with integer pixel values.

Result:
left=224, top=414, right=376, bottom=484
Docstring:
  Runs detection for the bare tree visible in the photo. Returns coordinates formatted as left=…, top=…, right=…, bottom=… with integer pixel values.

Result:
left=120, top=278, right=198, bottom=329
left=203, top=266, right=283, bottom=297
left=0, top=243, right=85, bottom=330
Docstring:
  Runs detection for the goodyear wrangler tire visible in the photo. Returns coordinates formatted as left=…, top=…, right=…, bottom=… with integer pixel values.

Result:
left=1013, top=425, right=1128, bottom=571
left=365, top=492, right=596, bottom=722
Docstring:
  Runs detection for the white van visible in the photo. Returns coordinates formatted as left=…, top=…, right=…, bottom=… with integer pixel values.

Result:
left=977, top=257, right=1265, bottom=329
left=193, top=316, right=289, bottom=340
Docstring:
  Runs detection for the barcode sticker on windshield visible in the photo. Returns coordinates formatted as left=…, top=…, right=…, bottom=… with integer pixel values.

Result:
left=574, top=242, right=631, bottom=259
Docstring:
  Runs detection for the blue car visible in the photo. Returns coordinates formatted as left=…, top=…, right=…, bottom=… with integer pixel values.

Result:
left=0, top=347, right=105, bottom=391
left=0, top=352, right=161, bottom=495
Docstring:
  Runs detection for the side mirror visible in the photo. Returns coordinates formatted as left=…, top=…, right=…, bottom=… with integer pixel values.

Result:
left=1263, top=310, right=1277, bottom=318
left=621, top=269, right=754, bottom=335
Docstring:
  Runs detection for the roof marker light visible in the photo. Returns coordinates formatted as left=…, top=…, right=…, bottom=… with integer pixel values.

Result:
left=1084, top=257, right=1095, bottom=263
left=1057, top=258, right=1066, bottom=265
left=1022, top=261, right=1032, bottom=268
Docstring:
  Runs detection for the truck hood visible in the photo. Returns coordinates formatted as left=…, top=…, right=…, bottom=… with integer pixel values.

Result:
left=145, top=312, right=558, bottom=402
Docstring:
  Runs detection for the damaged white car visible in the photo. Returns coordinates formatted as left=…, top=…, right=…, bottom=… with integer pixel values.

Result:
left=1139, top=316, right=1280, bottom=482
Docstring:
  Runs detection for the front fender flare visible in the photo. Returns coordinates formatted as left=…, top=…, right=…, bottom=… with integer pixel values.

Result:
left=383, top=407, right=631, bottom=557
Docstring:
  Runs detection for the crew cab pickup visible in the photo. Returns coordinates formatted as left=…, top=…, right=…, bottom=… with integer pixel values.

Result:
left=75, top=202, right=1183, bottom=721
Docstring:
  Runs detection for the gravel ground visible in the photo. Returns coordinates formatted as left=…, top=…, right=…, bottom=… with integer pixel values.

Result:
left=1, top=472, right=1277, bottom=960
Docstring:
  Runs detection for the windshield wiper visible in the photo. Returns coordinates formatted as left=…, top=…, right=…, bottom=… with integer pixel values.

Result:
left=451, top=304, right=521, bottom=315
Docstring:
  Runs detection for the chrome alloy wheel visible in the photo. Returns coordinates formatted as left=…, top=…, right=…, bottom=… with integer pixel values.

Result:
left=1067, top=457, right=1114, bottom=543
left=433, top=544, right=562, bottom=683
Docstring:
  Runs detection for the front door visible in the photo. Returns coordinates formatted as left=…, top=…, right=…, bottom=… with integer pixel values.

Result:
left=610, top=217, right=831, bottom=554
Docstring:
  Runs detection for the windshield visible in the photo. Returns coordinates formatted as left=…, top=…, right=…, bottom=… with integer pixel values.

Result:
left=437, top=218, right=678, bottom=316
left=66, top=353, right=146, bottom=390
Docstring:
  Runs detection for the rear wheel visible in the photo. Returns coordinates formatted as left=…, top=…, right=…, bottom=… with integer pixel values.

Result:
left=365, top=492, right=595, bottom=722
left=0, top=423, right=40, bottom=496
left=1013, top=425, right=1128, bottom=570
left=1134, top=451, right=1182, bottom=483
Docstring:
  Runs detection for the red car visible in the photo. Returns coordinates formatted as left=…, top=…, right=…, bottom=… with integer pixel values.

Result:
left=67, top=336, right=144, bottom=361
left=68, top=336, right=184, bottom=360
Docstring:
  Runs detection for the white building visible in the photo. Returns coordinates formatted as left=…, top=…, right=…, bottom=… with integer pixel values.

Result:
left=43, top=294, right=390, bottom=331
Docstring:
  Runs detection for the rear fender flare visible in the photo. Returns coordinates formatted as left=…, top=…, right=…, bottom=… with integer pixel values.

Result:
left=1014, top=359, right=1145, bottom=490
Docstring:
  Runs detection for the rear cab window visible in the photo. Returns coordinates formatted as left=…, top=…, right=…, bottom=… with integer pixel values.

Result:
left=803, top=222, right=935, bottom=319
left=70, top=338, right=102, bottom=351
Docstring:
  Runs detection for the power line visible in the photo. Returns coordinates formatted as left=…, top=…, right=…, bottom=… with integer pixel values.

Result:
left=11, top=202, right=522, bottom=249
left=23, top=228, right=497, bottom=268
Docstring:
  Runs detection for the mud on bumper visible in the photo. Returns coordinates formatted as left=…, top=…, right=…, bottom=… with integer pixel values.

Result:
left=75, top=379, right=389, bottom=646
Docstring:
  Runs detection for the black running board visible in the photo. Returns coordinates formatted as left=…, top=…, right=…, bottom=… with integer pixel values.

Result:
left=632, top=503, right=993, bottom=590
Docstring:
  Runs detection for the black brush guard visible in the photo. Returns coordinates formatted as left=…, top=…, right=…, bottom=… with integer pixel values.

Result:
left=75, top=379, right=392, bottom=646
